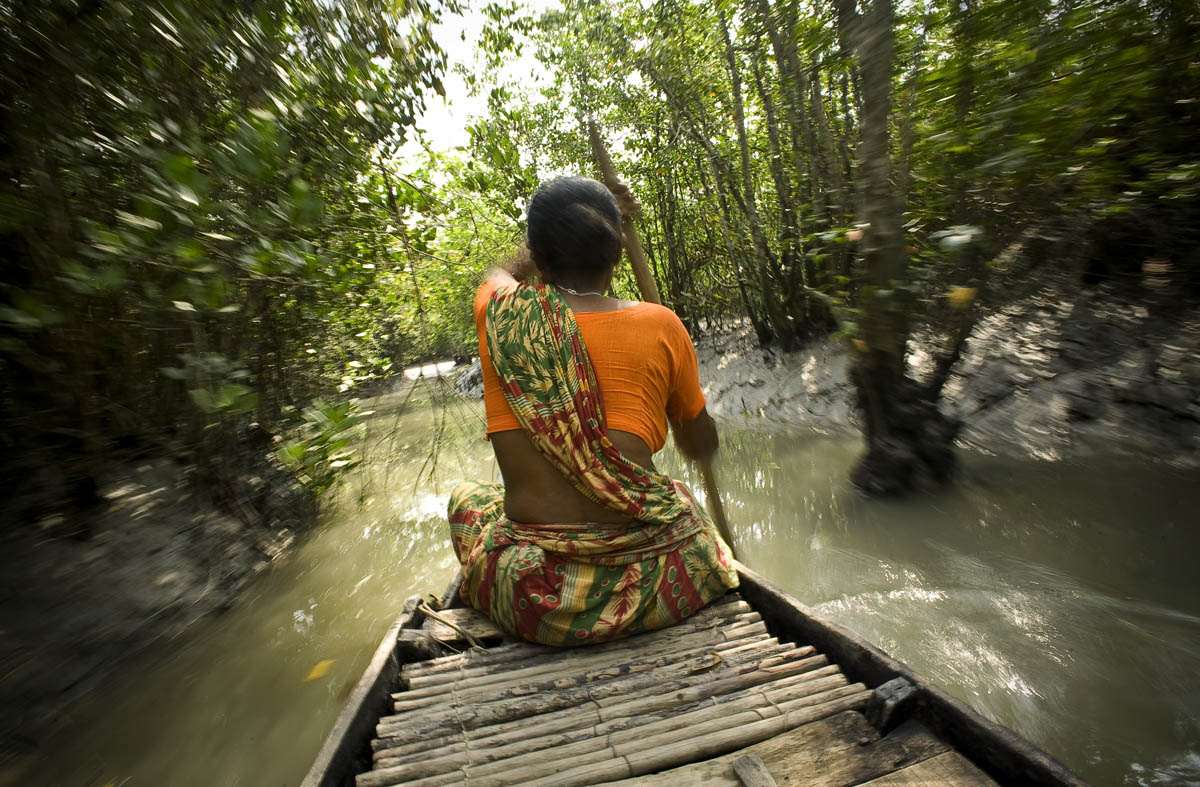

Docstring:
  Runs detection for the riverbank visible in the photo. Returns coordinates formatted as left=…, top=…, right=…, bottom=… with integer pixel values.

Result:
left=0, top=451, right=311, bottom=768
left=695, top=284, right=1199, bottom=467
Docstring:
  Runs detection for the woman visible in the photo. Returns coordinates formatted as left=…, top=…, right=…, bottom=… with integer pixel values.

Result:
left=447, top=176, right=738, bottom=646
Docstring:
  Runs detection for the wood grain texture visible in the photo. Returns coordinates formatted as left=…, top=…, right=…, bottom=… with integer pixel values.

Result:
left=856, top=750, right=1000, bottom=786
left=733, top=754, right=778, bottom=787
left=420, top=606, right=505, bottom=643
left=734, top=564, right=1088, bottom=787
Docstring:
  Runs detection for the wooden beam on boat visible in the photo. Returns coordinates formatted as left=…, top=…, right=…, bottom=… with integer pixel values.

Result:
left=420, top=606, right=505, bottom=644
left=858, top=750, right=999, bottom=785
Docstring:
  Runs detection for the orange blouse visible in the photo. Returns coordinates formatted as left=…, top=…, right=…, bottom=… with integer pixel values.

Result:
left=474, top=279, right=706, bottom=453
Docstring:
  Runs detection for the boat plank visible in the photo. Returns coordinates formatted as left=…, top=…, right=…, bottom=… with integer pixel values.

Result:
left=421, top=607, right=506, bottom=643
left=605, top=712, right=952, bottom=787
left=854, top=750, right=1000, bottom=786
left=732, top=754, right=778, bottom=787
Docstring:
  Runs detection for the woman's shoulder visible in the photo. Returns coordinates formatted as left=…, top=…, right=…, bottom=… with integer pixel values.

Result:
left=634, top=301, right=689, bottom=333
left=579, top=301, right=692, bottom=345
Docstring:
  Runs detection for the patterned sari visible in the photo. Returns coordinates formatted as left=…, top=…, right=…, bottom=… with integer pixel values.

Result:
left=447, top=281, right=738, bottom=646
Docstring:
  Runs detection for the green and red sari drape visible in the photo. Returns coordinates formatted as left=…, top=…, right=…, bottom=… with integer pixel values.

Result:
left=447, top=281, right=738, bottom=646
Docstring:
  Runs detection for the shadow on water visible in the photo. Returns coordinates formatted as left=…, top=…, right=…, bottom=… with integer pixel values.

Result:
left=7, top=393, right=1199, bottom=787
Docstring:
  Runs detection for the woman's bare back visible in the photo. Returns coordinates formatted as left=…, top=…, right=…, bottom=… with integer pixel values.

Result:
left=490, top=428, right=656, bottom=524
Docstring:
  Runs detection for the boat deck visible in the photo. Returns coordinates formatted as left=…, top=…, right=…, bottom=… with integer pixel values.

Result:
left=352, top=595, right=999, bottom=787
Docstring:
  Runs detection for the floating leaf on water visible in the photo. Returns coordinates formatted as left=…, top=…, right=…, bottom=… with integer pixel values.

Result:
left=305, top=659, right=335, bottom=681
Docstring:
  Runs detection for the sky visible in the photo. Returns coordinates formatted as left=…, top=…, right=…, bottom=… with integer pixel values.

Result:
left=399, top=0, right=560, bottom=158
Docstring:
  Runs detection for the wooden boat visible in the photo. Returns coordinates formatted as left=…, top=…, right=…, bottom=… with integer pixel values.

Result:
left=302, top=563, right=1087, bottom=787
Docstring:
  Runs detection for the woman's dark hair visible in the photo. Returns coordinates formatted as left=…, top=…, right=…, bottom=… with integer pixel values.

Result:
left=526, top=176, right=622, bottom=278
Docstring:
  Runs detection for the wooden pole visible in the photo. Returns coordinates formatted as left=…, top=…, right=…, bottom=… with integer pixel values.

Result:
left=586, top=119, right=738, bottom=560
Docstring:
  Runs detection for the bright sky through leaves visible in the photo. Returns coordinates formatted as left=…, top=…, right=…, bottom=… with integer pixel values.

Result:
left=402, top=0, right=560, bottom=156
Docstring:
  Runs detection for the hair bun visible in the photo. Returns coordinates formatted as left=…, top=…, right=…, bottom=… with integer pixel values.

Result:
left=527, top=177, right=622, bottom=277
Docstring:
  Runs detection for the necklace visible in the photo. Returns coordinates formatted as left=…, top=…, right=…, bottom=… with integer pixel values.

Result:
left=554, top=283, right=605, bottom=297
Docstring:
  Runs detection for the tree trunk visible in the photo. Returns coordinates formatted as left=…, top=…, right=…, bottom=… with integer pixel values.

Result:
left=717, top=9, right=796, bottom=350
left=838, top=0, right=958, bottom=496
left=697, top=163, right=772, bottom=345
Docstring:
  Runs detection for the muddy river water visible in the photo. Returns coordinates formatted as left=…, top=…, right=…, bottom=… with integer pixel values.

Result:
left=9, top=381, right=1200, bottom=787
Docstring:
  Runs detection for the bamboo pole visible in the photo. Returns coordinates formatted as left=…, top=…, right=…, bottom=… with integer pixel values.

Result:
left=377, top=621, right=776, bottom=733
left=372, top=661, right=843, bottom=758
left=586, top=119, right=738, bottom=560
left=392, top=628, right=784, bottom=711
left=389, top=631, right=786, bottom=715
left=402, top=597, right=749, bottom=685
left=392, top=638, right=793, bottom=721
left=359, top=687, right=870, bottom=787
left=374, top=641, right=817, bottom=741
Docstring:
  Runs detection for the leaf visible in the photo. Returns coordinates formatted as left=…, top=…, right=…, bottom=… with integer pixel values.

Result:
left=173, top=301, right=196, bottom=311
left=116, top=210, right=162, bottom=231
left=277, top=440, right=308, bottom=467
left=305, top=659, right=335, bottom=681
left=189, top=388, right=216, bottom=412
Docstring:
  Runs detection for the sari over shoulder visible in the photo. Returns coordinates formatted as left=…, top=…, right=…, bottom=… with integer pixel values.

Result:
left=447, top=281, right=738, bottom=646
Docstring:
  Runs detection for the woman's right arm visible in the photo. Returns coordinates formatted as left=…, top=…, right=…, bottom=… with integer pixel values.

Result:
left=486, top=248, right=537, bottom=286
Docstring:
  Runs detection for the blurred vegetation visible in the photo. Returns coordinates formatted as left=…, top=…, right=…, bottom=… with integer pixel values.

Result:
left=0, top=0, right=457, bottom=522
left=2, top=0, right=1197, bottom=517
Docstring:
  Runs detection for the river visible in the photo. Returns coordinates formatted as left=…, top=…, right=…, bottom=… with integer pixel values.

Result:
left=8, top=379, right=1200, bottom=787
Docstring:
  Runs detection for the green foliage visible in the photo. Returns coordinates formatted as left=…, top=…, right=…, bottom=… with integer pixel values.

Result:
left=276, top=400, right=362, bottom=495
left=0, top=0, right=451, bottom=512
left=443, top=0, right=1196, bottom=346
left=2, top=0, right=1196, bottom=509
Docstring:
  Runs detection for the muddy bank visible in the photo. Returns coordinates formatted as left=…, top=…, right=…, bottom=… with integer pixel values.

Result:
left=458, top=286, right=1199, bottom=466
left=0, top=452, right=311, bottom=764
left=700, top=287, right=1199, bottom=466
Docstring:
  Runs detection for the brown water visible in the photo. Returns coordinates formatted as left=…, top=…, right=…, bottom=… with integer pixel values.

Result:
left=7, top=381, right=1200, bottom=786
